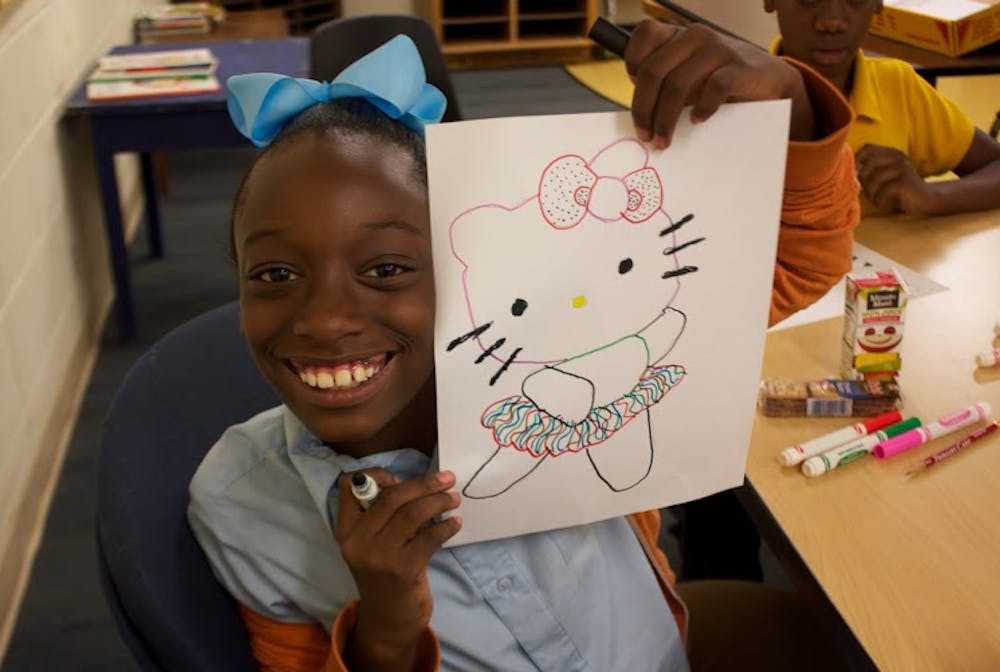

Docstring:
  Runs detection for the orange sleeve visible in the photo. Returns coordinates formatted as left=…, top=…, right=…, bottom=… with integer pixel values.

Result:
left=627, top=510, right=688, bottom=639
left=628, top=509, right=675, bottom=586
left=770, top=58, right=860, bottom=327
left=238, top=602, right=441, bottom=672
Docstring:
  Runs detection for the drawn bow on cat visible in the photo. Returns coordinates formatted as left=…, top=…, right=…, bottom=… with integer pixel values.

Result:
left=447, top=138, right=703, bottom=499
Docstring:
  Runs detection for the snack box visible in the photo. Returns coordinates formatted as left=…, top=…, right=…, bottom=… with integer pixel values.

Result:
left=758, top=378, right=901, bottom=417
left=841, top=268, right=909, bottom=381
left=869, top=0, right=1000, bottom=57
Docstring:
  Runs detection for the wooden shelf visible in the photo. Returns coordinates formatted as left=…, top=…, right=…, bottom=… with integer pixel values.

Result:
left=518, top=12, right=588, bottom=20
left=419, top=0, right=597, bottom=69
left=441, top=15, right=510, bottom=26
left=203, top=0, right=341, bottom=35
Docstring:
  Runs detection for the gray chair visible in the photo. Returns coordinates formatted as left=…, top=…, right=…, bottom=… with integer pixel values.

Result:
left=97, top=301, right=277, bottom=671
left=309, top=14, right=462, bottom=122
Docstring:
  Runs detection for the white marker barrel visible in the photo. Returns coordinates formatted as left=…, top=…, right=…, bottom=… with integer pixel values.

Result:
left=777, top=410, right=902, bottom=466
left=801, top=417, right=920, bottom=477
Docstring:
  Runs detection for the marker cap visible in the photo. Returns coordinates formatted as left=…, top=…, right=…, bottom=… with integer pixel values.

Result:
left=860, top=410, right=903, bottom=434
left=975, top=350, right=1000, bottom=368
left=873, top=429, right=924, bottom=459
left=801, top=457, right=827, bottom=477
left=777, top=447, right=801, bottom=467
left=882, top=416, right=921, bottom=438
left=587, top=17, right=630, bottom=56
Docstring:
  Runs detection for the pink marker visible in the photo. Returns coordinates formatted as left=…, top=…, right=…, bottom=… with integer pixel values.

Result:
left=873, top=402, right=992, bottom=459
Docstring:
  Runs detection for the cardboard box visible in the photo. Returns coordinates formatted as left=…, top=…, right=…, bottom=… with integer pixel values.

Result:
left=870, top=0, right=1000, bottom=57
left=841, top=268, right=909, bottom=381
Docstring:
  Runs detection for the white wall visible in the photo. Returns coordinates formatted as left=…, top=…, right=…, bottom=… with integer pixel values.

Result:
left=0, top=0, right=154, bottom=655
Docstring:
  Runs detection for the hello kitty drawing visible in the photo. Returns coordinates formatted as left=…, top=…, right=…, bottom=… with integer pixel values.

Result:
left=446, top=138, right=703, bottom=499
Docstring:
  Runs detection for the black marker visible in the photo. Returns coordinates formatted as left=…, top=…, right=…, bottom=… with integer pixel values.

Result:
left=588, top=17, right=631, bottom=57
left=350, top=472, right=380, bottom=510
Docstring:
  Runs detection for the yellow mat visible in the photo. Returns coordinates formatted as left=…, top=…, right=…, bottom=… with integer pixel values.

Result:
left=567, top=59, right=1000, bottom=132
left=565, top=59, right=634, bottom=109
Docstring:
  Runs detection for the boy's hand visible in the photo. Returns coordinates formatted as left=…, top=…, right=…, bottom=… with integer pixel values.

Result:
left=624, top=19, right=815, bottom=148
left=856, top=144, right=936, bottom=215
left=335, top=468, right=462, bottom=671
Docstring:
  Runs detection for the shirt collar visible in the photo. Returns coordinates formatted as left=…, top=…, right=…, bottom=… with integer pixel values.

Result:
left=847, top=49, right=881, bottom=122
left=769, top=38, right=877, bottom=121
left=281, top=406, right=434, bottom=530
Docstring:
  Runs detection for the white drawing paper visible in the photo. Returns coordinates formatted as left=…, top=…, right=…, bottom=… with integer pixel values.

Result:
left=769, top=242, right=948, bottom=331
left=427, top=103, right=791, bottom=545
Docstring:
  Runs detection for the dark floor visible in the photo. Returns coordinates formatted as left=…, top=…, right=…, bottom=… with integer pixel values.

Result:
left=1, top=66, right=631, bottom=671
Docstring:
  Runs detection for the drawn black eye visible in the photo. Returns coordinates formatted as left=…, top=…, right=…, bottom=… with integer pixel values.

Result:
left=618, top=258, right=633, bottom=274
left=511, top=298, right=528, bottom=316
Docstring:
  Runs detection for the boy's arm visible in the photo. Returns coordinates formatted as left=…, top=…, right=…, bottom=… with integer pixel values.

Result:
left=857, top=130, right=1000, bottom=216
left=771, top=59, right=858, bottom=326
left=623, top=20, right=858, bottom=327
left=238, top=602, right=441, bottom=672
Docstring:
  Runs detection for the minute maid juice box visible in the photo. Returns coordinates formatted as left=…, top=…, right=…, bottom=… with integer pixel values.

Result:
left=841, top=268, right=909, bottom=380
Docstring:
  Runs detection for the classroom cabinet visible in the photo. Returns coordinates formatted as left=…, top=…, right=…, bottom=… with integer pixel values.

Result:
left=417, top=0, right=599, bottom=67
left=212, top=0, right=341, bottom=35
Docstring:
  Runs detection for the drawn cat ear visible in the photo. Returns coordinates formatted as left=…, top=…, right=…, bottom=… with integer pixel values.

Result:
left=538, top=155, right=596, bottom=229
left=449, top=204, right=514, bottom=265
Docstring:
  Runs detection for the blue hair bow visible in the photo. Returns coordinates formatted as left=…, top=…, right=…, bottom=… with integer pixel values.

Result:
left=227, top=34, right=446, bottom=147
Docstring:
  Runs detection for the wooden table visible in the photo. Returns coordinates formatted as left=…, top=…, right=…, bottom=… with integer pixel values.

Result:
left=643, top=0, right=1000, bottom=85
left=743, top=207, right=1000, bottom=671
left=138, top=8, right=289, bottom=45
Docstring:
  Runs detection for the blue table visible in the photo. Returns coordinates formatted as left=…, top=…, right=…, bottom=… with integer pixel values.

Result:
left=66, top=38, right=308, bottom=340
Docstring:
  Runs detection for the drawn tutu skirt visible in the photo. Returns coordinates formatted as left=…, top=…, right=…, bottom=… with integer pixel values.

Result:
left=481, top=364, right=686, bottom=458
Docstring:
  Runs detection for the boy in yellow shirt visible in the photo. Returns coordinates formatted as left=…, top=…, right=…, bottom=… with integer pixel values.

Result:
left=767, top=0, right=1000, bottom=216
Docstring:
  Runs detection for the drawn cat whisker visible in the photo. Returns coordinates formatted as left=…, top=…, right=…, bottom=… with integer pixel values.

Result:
left=447, top=322, right=492, bottom=351
left=490, top=347, right=523, bottom=386
left=475, top=338, right=507, bottom=363
left=662, top=266, right=699, bottom=279
left=658, top=213, right=694, bottom=237
left=662, top=237, right=705, bottom=256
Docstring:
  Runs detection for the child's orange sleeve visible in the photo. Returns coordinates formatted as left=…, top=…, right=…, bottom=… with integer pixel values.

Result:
left=770, top=59, right=860, bottom=327
left=238, top=602, right=441, bottom=672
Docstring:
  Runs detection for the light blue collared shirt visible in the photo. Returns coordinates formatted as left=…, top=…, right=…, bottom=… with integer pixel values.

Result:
left=188, top=406, right=687, bottom=671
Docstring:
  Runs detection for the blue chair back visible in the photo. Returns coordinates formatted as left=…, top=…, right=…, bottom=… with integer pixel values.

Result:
left=97, top=302, right=277, bottom=671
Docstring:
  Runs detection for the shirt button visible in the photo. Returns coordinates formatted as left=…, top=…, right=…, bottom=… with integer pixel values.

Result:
left=497, top=576, right=513, bottom=592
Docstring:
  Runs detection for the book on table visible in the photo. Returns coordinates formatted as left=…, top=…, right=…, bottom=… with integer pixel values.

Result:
left=97, top=47, right=216, bottom=72
left=133, top=3, right=226, bottom=37
left=85, top=47, right=220, bottom=101
left=87, top=61, right=217, bottom=83
left=86, top=76, right=220, bottom=101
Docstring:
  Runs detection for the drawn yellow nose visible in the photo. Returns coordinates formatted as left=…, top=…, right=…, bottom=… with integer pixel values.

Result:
left=572, top=295, right=587, bottom=309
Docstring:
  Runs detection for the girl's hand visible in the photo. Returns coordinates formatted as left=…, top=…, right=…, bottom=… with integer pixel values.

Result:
left=625, top=19, right=816, bottom=148
left=335, top=468, right=462, bottom=671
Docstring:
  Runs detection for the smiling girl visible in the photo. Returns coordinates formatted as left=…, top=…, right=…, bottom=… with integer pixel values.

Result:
left=190, top=24, right=857, bottom=672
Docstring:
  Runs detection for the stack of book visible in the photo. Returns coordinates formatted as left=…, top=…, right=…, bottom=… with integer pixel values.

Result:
left=85, top=48, right=220, bottom=101
left=134, top=3, right=226, bottom=39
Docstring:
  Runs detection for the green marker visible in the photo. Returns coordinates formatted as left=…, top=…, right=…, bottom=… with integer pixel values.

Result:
left=802, top=417, right=921, bottom=478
